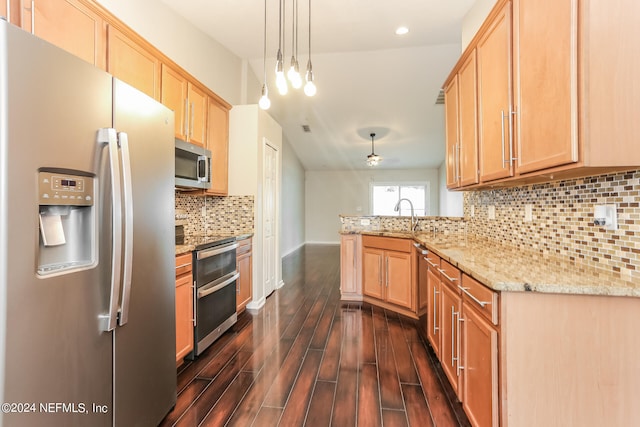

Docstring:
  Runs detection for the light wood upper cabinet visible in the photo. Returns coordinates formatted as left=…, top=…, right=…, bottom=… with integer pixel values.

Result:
left=458, top=51, right=479, bottom=186
left=205, top=98, right=229, bottom=195
left=161, top=64, right=189, bottom=141
left=187, top=84, right=207, bottom=146
left=107, top=26, right=161, bottom=101
left=478, top=1, right=514, bottom=182
left=22, top=0, right=106, bottom=69
left=444, top=76, right=460, bottom=188
left=1, top=0, right=20, bottom=24
left=445, top=51, right=479, bottom=189
left=161, top=64, right=208, bottom=146
left=513, top=0, right=578, bottom=174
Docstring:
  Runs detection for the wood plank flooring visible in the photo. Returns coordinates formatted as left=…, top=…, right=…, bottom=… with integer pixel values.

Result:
left=161, top=244, right=470, bottom=427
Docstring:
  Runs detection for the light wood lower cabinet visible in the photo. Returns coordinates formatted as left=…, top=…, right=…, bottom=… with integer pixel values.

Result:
left=236, top=237, right=252, bottom=313
left=175, top=252, right=194, bottom=365
left=425, top=252, right=441, bottom=357
left=362, top=236, right=414, bottom=311
left=340, top=234, right=362, bottom=301
left=440, top=277, right=463, bottom=399
left=22, top=0, right=107, bottom=69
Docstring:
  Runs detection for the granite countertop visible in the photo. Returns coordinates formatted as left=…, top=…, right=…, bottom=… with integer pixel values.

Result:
left=175, top=233, right=253, bottom=256
left=341, top=230, right=640, bottom=297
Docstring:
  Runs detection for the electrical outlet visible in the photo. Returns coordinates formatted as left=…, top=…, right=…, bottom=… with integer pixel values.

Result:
left=360, top=218, right=371, bottom=226
left=524, top=204, right=533, bottom=222
left=470, top=205, right=475, bottom=217
left=201, top=207, right=206, bottom=217
left=488, top=205, right=496, bottom=220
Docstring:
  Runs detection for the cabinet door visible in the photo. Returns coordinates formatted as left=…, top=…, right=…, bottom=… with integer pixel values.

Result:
left=444, top=76, right=460, bottom=188
left=340, top=234, right=359, bottom=295
left=236, top=250, right=252, bottom=312
left=206, top=98, right=230, bottom=195
left=458, top=50, right=479, bottom=186
left=478, top=1, right=514, bottom=182
left=175, top=274, right=194, bottom=363
left=417, top=252, right=428, bottom=315
left=514, top=0, right=578, bottom=173
left=426, top=267, right=441, bottom=357
left=363, top=248, right=384, bottom=300
left=107, top=26, right=161, bottom=101
left=386, top=250, right=412, bottom=310
left=187, top=83, right=207, bottom=146
left=440, top=282, right=462, bottom=399
left=25, top=0, right=106, bottom=69
left=462, top=304, right=499, bottom=427
left=161, top=64, right=188, bottom=140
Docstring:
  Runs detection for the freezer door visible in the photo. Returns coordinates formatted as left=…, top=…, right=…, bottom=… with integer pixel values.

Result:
left=112, top=79, right=176, bottom=427
left=0, top=21, right=112, bottom=426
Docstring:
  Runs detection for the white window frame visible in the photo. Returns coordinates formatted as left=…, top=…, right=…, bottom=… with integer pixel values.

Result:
left=369, top=181, right=430, bottom=216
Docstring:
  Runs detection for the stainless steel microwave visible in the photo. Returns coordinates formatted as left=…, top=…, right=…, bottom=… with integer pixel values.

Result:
left=175, top=139, right=211, bottom=189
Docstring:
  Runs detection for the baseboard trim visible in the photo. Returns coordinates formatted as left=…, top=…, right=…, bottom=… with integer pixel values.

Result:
left=276, top=280, right=285, bottom=289
left=246, top=297, right=265, bottom=312
left=281, top=242, right=305, bottom=258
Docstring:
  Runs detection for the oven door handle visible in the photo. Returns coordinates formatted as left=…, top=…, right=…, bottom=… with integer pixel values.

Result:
left=197, top=272, right=240, bottom=299
left=197, top=242, right=239, bottom=260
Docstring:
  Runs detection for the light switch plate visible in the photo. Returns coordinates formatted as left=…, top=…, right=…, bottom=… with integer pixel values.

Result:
left=488, top=205, right=496, bottom=220
left=524, top=204, right=533, bottom=222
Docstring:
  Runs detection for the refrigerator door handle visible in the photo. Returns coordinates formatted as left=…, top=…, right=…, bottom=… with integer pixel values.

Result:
left=117, top=132, right=134, bottom=326
left=97, top=128, right=123, bottom=332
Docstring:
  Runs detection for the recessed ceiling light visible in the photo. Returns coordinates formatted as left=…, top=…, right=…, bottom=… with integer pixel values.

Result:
left=395, top=26, right=409, bottom=36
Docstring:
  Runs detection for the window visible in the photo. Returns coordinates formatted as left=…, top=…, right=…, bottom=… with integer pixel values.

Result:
left=370, top=183, right=429, bottom=216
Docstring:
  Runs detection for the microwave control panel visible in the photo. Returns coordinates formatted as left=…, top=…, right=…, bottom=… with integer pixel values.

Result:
left=38, top=171, right=94, bottom=206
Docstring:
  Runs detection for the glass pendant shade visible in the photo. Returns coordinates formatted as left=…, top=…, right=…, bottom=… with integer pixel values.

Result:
left=366, top=133, right=381, bottom=166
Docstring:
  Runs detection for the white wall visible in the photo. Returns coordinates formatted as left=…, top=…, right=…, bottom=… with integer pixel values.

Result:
left=305, top=169, right=440, bottom=244
left=96, top=0, right=260, bottom=105
left=281, top=137, right=305, bottom=256
left=461, top=0, right=499, bottom=51
left=438, top=162, right=464, bottom=217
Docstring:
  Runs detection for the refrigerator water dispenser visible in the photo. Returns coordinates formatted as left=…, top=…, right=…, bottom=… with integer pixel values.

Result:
left=37, top=171, right=96, bottom=276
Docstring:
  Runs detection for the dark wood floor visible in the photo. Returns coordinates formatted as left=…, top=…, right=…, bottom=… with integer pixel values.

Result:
left=161, top=245, right=470, bottom=427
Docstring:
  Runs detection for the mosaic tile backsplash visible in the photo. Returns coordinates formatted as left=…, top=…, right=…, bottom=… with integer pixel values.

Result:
left=175, top=193, right=254, bottom=236
left=464, top=169, right=640, bottom=279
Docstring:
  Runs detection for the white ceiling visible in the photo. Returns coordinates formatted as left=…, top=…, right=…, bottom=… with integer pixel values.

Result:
left=158, top=0, right=474, bottom=170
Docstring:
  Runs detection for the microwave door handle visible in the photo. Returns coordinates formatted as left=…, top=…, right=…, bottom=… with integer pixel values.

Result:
left=97, top=128, right=123, bottom=332
left=197, top=155, right=209, bottom=183
left=117, top=132, right=134, bottom=326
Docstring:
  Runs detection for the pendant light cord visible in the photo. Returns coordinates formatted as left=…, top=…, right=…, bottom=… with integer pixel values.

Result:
left=263, top=0, right=267, bottom=83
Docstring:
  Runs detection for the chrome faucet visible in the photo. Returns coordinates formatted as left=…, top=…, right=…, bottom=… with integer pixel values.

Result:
left=394, top=198, right=418, bottom=232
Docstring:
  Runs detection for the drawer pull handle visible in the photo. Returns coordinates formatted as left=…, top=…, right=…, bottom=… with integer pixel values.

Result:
left=423, top=257, right=438, bottom=268
left=175, top=262, right=192, bottom=270
left=459, top=286, right=491, bottom=308
left=438, top=269, right=458, bottom=282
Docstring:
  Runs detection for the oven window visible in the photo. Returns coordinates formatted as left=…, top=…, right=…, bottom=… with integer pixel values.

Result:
left=197, top=280, right=237, bottom=339
left=196, top=250, right=236, bottom=286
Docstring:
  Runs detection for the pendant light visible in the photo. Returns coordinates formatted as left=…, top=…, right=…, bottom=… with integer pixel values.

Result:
left=287, top=0, right=302, bottom=89
left=258, top=0, right=271, bottom=110
left=366, top=133, right=382, bottom=166
left=304, top=0, right=316, bottom=97
left=275, top=0, right=288, bottom=95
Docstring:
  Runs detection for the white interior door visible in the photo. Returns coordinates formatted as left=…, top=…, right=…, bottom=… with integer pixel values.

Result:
left=263, top=142, right=277, bottom=296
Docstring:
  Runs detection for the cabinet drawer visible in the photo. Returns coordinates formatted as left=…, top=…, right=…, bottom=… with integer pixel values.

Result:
left=439, top=259, right=461, bottom=291
left=236, top=238, right=252, bottom=256
left=461, top=274, right=499, bottom=326
left=362, top=235, right=412, bottom=253
left=175, top=252, right=192, bottom=277
left=424, top=252, right=441, bottom=274
left=176, top=272, right=192, bottom=288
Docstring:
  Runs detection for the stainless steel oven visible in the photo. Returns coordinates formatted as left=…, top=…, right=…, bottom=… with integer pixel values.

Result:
left=190, top=237, right=239, bottom=358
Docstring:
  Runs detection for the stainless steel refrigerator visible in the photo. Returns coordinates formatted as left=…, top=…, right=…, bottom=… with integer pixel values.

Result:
left=0, top=20, right=176, bottom=426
